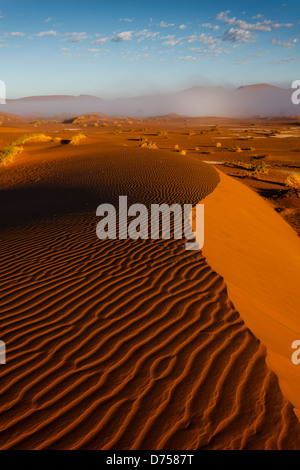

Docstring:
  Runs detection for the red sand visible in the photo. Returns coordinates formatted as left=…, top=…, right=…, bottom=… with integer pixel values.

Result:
left=203, top=170, right=300, bottom=418
left=0, top=129, right=299, bottom=449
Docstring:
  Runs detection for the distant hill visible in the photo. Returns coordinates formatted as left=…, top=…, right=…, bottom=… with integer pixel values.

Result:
left=0, top=85, right=297, bottom=118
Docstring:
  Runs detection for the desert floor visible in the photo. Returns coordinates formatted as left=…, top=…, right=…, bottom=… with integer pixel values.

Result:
left=0, top=113, right=299, bottom=449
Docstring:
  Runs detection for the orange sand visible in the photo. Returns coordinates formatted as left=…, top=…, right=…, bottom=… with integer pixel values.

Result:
left=203, top=170, right=300, bottom=418
left=0, top=132, right=299, bottom=449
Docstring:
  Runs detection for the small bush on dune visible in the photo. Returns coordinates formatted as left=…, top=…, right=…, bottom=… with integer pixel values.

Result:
left=16, top=133, right=52, bottom=145
left=242, top=161, right=269, bottom=178
left=0, top=144, right=23, bottom=164
left=157, top=130, right=168, bottom=136
left=230, top=146, right=242, bottom=153
left=0, top=133, right=54, bottom=165
left=139, top=141, right=158, bottom=149
left=285, top=173, right=300, bottom=190
left=180, top=150, right=187, bottom=156
left=69, top=133, right=87, bottom=145
left=216, top=142, right=222, bottom=148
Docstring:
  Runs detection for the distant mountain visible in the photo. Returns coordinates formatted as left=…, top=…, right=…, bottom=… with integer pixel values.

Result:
left=0, top=85, right=297, bottom=118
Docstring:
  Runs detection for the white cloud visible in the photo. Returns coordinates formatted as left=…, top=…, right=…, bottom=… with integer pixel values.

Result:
left=270, top=57, right=297, bottom=63
left=93, top=37, right=109, bottom=45
left=186, top=33, right=220, bottom=46
left=270, top=37, right=298, bottom=48
left=36, top=30, right=57, bottom=37
left=135, top=29, right=159, bottom=41
left=178, top=55, right=196, bottom=60
left=178, top=24, right=186, bottom=30
left=190, top=46, right=230, bottom=56
left=214, top=10, right=293, bottom=31
left=10, top=32, right=25, bottom=36
left=111, top=31, right=133, bottom=42
left=202, top=23, right=219, bottom=31
left=162, top=35, right=182, bottom=46
left=159, top=21, right=175, bottom=28
left=64, top=32, right=87, bottom=42
left=44, top=17, right=52, bottom=23
left=163, top=39, right=180, bottom=46
left=222, top=28, right=256, bottom=43
left=119, top=18, right=133, bottom=22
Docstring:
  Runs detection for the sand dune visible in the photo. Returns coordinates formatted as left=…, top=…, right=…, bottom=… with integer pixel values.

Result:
left=0, top=143, right=300, bottom=449
left=202, top=170, right=300, bottom=418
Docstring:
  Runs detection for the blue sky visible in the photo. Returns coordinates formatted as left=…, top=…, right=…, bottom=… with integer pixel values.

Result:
left=0, top=0, right=299, bottom=98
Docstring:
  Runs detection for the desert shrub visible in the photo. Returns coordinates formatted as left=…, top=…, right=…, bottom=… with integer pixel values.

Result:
left=157, top=130, right=168, bottom=136
left=0, top=144, right=23, bottom=164
left=0, top=133, right=54, bottom=164
left=139, top=141, right=158, bottom=149
left=243, top=161, right=268, bottom=177
left=243, top=170, right=258, bottom=178
left=16, top=133, right=52, bottom=145
left=216, top=142, right=222, bottom=148
left=285, top=173, right=300, bottom=190
left=268, top=129, right=281, bottom=136
left=69, top=133, right=87, bottom=145
left=230, top=146, right=242, bottom=153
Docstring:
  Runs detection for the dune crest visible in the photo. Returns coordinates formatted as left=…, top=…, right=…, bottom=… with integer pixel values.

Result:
left=202, top=170, right=300, bottom=418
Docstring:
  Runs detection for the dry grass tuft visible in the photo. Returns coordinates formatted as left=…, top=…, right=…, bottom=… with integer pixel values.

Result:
left=0, top=144, right=23, bottom=164
left=69, top=133, right=87, bottom=145
left=16, top=133, right=52, bottom=145
left=285, top=173, right=300, bottom=190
